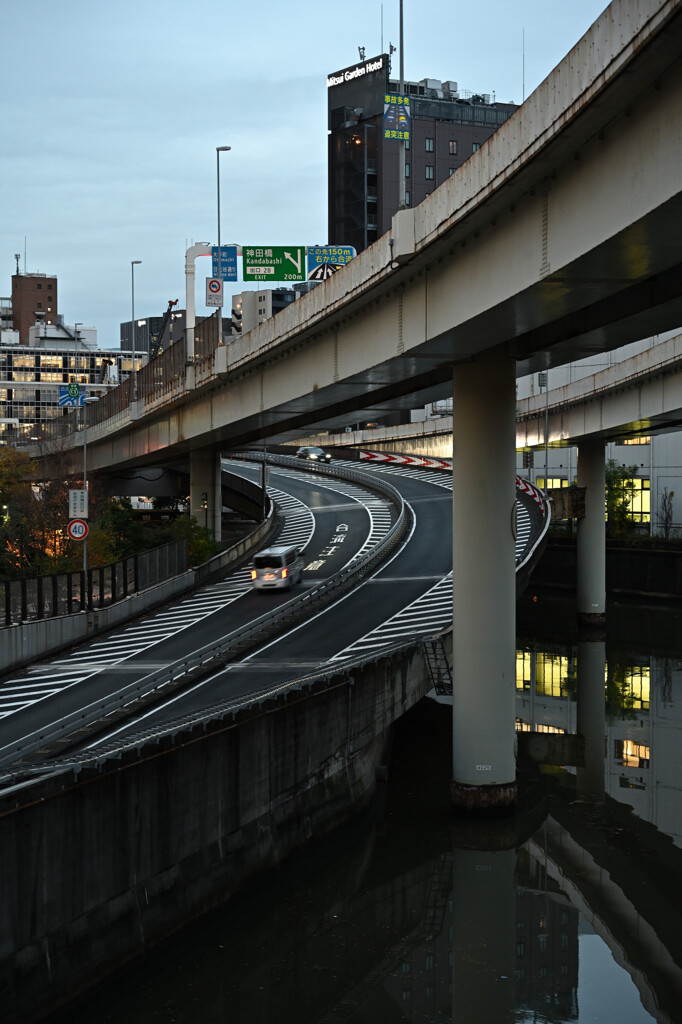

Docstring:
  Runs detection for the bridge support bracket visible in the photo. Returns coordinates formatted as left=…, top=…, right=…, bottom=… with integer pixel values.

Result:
left=450, top=779, right=517, bottom=816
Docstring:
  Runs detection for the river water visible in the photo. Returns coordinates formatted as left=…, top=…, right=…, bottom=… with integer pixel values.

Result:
left=52, top=592, right=682, bottom=1024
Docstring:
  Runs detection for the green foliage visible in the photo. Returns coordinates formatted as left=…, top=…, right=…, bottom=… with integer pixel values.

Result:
left=605, top=458, right=639, bottom=536
left=166, top=514, right=219, bottom=566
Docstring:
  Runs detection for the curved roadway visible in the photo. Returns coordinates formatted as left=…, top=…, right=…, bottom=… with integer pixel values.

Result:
left=0, top=459, right=546, bottom=769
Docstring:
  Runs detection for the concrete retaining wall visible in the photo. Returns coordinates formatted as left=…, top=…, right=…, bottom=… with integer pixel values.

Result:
left=532, top=540, right=682, bottom=599
left=0, top=643, right=430, bottom=1024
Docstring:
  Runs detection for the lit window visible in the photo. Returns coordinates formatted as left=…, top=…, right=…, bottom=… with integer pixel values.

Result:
left=449, top=140, right=457, bottom=155
left=425, top=165, right=434, bottom=180
left=622, top=437, right=650, bottom=445
left=425, top=137, right=434, bottom=152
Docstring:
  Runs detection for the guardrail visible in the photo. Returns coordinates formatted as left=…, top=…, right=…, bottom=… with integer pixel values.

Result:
left=1, top=540, right=188, bottom=626
left=0, top=454, right=409, bottom=770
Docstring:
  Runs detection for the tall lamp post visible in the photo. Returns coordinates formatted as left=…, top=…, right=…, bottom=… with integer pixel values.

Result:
left=82, top=394, right=99, bottom=608
left=131, top=260, right=142, bottom=402
left=216, top=146, right=231, bottom=321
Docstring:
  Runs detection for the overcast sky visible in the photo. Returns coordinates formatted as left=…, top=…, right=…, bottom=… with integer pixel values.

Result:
left=2, top=0, right=609, bottom=347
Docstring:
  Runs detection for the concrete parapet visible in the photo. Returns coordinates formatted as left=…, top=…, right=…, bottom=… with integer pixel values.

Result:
left=0, top=643, right=430, bottom=1023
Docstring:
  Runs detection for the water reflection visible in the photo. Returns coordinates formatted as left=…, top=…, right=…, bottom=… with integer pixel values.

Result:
left=56, top=596, right=682, bottom=1024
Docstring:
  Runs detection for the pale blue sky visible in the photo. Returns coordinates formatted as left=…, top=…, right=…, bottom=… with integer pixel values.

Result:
left=1, top=0, right=608, bottom=346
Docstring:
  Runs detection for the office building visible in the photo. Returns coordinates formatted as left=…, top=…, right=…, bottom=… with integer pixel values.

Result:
left=327, top=53, right=517, bottom=253
left=228, top=283, right=319, bottom=337
left=11, top=272, right=59, bottom=343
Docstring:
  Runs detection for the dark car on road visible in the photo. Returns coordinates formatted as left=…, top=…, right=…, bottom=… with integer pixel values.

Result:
left=296, top=446, right=332, bottom=463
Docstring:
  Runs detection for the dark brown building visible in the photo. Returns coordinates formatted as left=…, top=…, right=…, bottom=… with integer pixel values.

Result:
left=327, top=53, right=517, bottom=253
left=11, top=273, right=58, bottom=343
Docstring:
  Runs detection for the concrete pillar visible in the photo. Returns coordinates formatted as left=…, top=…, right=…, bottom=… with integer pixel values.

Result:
left=576, top=638, right=607, bottom=801
left=451, top=844, right=516, bottom=1020
left=190, top=449, right=222, bottom=540
left=452, top=347, right=517, bottom=813
left=577, top=442, right=606, bottom=625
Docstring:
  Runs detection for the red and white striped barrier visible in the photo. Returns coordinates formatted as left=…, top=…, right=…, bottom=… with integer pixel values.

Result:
left=515, top=475, right=547, bottom=512
left=359, top=451, right=451, bottom=469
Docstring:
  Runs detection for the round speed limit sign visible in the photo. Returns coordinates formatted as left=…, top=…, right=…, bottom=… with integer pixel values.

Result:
left=67, top=518, right=89, bottom=540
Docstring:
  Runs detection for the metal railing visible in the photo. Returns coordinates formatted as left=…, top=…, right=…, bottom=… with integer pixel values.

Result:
left=1, top=539, right=187, bottom=626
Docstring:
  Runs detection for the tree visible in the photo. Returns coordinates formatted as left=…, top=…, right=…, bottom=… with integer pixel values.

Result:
left=0, top=446, right=35, bottom=577
left=605, top=458, right=639, bottom=536
left=657, top=487, right=675, bottom=540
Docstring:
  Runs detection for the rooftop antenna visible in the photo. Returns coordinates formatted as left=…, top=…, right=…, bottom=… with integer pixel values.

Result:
left=358, top=46, right=366, bottom=60
left=14, top=253, right=20, bottom=275
left=522, top=27, right=525, bottom=102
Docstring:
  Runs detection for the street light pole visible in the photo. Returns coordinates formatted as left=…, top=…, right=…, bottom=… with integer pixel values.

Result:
left=82, top=395, right=99, bottom=608
left=398, top=0, right=406, bottom=209
left=216, top=146, right=231, bottom=321
left=131, top=260, right=142, bottom=402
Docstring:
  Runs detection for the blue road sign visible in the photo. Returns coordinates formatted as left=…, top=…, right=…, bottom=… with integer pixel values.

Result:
left=307, top=245, right=356, bottom=280
left=59, top=385, right=85, bottom=407
left=211, top=245, right=238, bottom=281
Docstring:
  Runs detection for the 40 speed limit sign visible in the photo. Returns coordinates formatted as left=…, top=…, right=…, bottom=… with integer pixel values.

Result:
left=67, top=518, right=89, bottom=540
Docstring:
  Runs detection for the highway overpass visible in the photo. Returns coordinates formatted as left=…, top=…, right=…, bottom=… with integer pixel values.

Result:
left=33, top=0, right=682, bottom=811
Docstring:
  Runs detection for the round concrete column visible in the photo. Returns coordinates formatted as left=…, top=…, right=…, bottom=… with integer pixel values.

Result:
left=190, top=449, right=222, bottom=540
left=451, top=844, right=516, bottom=1020
left=576, top=639, right=607, bottom=801
left=576, top=442, right=606, bottom=625
left=452, top=347, right=517, bottom=813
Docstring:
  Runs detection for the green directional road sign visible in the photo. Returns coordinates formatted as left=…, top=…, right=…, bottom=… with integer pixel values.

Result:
left=243, top=246, right=306, bottom=282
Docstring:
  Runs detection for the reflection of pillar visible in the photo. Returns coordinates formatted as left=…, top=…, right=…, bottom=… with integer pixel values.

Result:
left=190, top=449, right=221, bottom=540
left=577, top=442, right=605, bottom=625
left=452, top=347, right=517, bottom=812
left=576, top=639, right=607, bottom=800
left=451, top=845, right=516, bottom=1022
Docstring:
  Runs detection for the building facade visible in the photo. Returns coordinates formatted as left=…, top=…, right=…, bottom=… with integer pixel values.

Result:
left=327, top=53, right=517, bottom=253
left=11, top=273, right=59, bottom=343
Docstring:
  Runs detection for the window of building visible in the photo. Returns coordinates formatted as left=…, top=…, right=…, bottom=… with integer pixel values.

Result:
left=622, top=437, right=650, bottom=445
left=48, top=283, right=52, bottom=290
left=536, top=653, right=571, bottom=698
left=449, top=139, right=457, bottom=155
left=535, top=477, right=567, bottom=490
left=449, top=167, right=455, bottom=175
left=425, top=165, right=434, bottom=180
left=405, top=190, right=411, bottom=205
left=405, top=138, right=410, bottom=150
left=425, top=137, right=434, bottom=151
left=425, top=192, right=431, bottom=197
left=405, top=162, right=410, bottom=177
left=37, top=302, right=42, bottom=309
left=473, top=142, right=481, bottom=152
left=37, top=283, right=42, bottom=290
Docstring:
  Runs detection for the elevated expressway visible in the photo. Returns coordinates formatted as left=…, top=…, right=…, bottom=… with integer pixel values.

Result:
left=45, top=0, right=682, bottom=809
left=518, top=329, right=682, bottom=448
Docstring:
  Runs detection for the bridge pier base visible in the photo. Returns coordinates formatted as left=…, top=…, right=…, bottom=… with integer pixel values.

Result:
left=577, top=442, right=606, bottom=626
left=451, top=347, right=517, bottom=814
left=190, top=449, right=222, bottom=540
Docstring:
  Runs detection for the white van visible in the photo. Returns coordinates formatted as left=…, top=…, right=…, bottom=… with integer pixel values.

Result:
left=251, top=545, right=304, bottom=591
